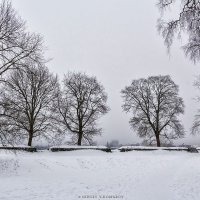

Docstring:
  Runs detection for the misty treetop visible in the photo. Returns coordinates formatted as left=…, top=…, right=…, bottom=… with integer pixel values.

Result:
left=157, top=0, right=200, bottom=63
left=121, top=75, right=185, bottom=146
left=191, top=76, right=200, bottom=135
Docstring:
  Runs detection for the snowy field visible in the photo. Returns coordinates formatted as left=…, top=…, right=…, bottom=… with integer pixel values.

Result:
left=0, top=150, right=200, bottom=200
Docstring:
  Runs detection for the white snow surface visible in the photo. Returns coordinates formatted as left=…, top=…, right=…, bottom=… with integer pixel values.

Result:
left=0, top=150, right=200, bottom=200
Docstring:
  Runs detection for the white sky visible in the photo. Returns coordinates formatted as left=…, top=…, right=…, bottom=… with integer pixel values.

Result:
left=12, top=0, right=200, bottom=145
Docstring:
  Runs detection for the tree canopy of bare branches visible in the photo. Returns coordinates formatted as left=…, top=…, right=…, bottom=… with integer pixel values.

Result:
left=56, top=72, right=109, bottom=146
left=121, top=75, right=184, bottom=146
left=0, top=0, right=44, bottom=79
left=157, top=0, right=200, bottom=63
left=0, top=64, right=59, bottom=146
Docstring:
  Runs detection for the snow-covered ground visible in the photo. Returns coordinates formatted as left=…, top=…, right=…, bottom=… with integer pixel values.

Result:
left=0, top=150, right=200, bottom=200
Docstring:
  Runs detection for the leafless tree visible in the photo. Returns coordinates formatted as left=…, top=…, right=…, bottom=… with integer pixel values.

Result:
left=0, top=63, right=59, bottom=146
left=0, top=0, right=44, bottom=79
left=121, top=75, right=184, bottom=147
left=191, top=76, right=200, bottom=134
left=157, top=0, right=200, bottom=63
left=55, top=72, right=109, bottom=146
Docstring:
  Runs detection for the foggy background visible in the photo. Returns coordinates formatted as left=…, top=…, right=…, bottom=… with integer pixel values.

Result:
left=12, top=0, right=200, bottom=145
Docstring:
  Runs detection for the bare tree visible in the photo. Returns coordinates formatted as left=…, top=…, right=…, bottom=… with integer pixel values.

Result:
left=191, top=76, right=200, bottom=134
left=0, top=63, right=59, bottom=146
left=55, top=72, right=109, bottom=146
left=157, top=0, right=200, bottom=63
left=121, top=75, right=184, bottom=147
left=0, top=0, right=44, bottom=79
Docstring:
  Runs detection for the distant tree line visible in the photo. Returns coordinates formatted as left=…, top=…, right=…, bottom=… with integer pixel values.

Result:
left=0, top=0, right=200, bottom=147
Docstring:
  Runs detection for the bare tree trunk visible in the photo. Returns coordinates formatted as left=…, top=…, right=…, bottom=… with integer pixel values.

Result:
left=28, top=133, right=33, bottom=146
left=155, top=133, right=161, bottom=147
left=77, top=120, right=83, bottom=146
left=77, top=132, right=82, bottom=146
left=28, top=126, right=34, bottom=146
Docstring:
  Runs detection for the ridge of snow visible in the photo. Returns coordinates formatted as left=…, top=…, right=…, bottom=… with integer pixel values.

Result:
left=119, top=146, right=188, bottom=150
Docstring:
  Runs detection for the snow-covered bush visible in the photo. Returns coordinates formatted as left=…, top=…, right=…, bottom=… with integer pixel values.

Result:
left=0, top=146, right=37, bottom=152
left=49, top=146, right=111, bottom=153
left=119, top=146, right=198, bottom=153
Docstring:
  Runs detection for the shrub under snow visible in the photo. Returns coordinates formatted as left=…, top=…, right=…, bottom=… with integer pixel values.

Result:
left=119, top=146, right=198, bottom=153
left=49, top=146, right=111, bottom=153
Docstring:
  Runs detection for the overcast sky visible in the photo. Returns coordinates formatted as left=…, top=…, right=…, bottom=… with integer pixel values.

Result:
left=12, top=0, right=200, bottom=145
